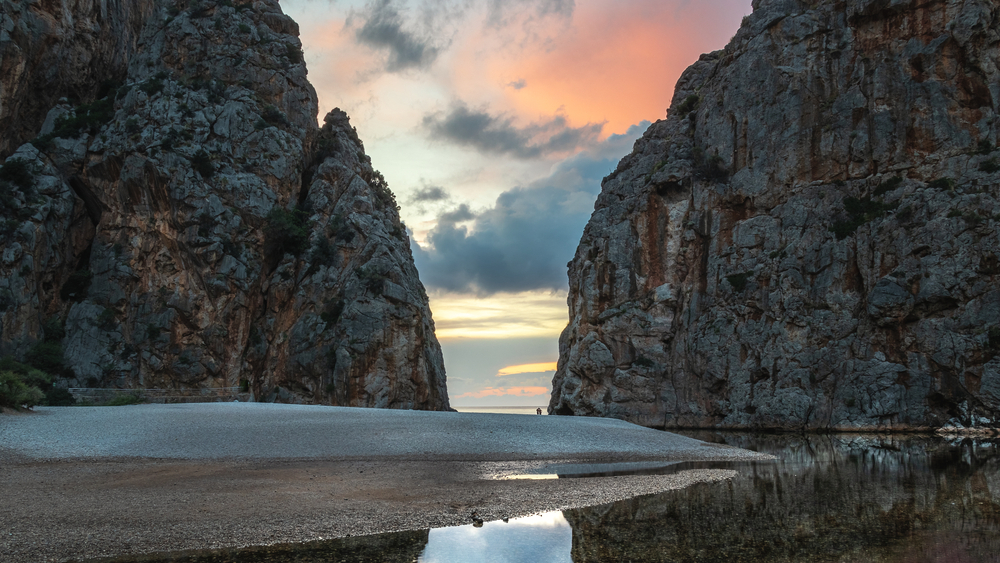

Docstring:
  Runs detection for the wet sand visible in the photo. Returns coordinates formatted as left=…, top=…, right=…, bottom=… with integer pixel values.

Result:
left=0, top=404, right=769, bottom=562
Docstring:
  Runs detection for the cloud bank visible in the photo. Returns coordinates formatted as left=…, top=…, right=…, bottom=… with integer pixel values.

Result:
left=423, top=103, right=604, bottom=159
left=350, top=0, right=441, bottom=71
left=412, top=121, right=650, bottom=295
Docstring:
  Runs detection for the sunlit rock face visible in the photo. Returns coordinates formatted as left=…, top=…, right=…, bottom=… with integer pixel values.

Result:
left=0, top=0, right=449, bottom=410
left=551, top=0, right=1000, bottom=429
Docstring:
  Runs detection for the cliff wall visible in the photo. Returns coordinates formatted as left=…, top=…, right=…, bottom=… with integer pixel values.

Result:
left=0, top=0, right=157, bottom=158
left=550, top=0, right=1000, bottom=429
left=0, top=0, right=449, bottom=409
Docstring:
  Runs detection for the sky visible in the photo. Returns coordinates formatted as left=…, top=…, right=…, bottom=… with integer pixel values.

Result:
left=281, top=0, right=751, bottom=406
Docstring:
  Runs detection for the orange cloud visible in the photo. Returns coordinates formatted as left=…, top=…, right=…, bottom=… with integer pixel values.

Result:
left=453, top=386, right=550, bottom=399
left=450, top=0, right=750, bottom=136
left=497, top=362, right=558, bottom=376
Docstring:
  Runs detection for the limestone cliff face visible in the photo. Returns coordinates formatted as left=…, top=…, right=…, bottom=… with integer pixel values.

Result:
left=0, top=0, right=449, bottom=410
left=550, top=0, right=1000, bottom=429
left=0, top=0, right=157, bottom=158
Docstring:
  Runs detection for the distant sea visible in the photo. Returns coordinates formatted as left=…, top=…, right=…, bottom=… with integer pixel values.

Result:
left=454, top=406, right=547, bottom=415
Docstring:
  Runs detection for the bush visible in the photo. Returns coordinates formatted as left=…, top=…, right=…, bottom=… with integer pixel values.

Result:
left=45, top=97, right=116, bottom=141
left=25, top=341, right=64, bottom=375
left=190, top=2, right=212, bottom=17
left=830, top=195, right=896, bottom=240
left=872, top=176, right=903, bottom=197
left=366, top=170, right=400, bottom=210
left=726, top=272, right=752, bottom=292
left=676, top=94, right=700, bottom=118
left=0, top=356, right=31, bottom=375
left=0, top=159, right=35, bottom=191
left=0, top=370, right=44, bottom=408
left=45, top=387, right=76, bottom=406
left=979, top=158, right=1000, bottom=173
left=320, top=299, right=345, bottom=326
left=306, top=236, right=336, bottom=274
left=988, top=326, right=1000, bottom=350
left=96, top=308, right=117, bottom=330
left=928, top=178, right=955, bottom=191
left=147, top=324, right=162, bottom=340
left=261, top=105, right=289, bottom=127
left=60, top=269, right=93, bottom=301
left=286, top=43, right=303, bottom=64
left=140, top=78, right=164, bottom=97
left=356, top=266, right=386, bottom=295
left=191, top=150, right=214, bottom=178
left=265, top=207, right=311, bottom=257
left=125, top=117, right=141, bottom=135
left=104, top=393, right=145, bottom=406
left=633, top=356, right=655, bottom=368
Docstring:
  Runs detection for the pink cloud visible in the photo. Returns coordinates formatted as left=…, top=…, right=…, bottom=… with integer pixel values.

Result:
left=451, top=0, right=751, bottom=136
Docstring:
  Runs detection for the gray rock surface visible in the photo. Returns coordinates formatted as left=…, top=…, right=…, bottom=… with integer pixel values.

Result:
left=0, top=0, right=156, bottom=158
left=0, top=0, right=449, bottom=410
left=550, top=0, right=1000, bottom=430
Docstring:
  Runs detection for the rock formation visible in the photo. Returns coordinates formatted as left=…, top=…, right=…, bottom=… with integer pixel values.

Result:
left=0, top=0, right=157, bottom=158
left=0, top=0, right=450, bottom=410
left=550, top=0, right=1000, bottom=429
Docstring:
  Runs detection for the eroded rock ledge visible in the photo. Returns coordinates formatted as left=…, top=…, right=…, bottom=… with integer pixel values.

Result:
left=550, top=0, right=1000, bottom=430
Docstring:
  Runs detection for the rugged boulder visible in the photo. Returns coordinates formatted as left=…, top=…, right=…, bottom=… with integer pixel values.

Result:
left=550, top=0, right=1000, bottom=429
left=0, top=0, right=449, bottom=410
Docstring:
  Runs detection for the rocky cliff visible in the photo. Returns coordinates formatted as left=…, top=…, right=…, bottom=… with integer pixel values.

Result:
left=0, top=0, right=450, bottom=409
left=550, top=0, right=1000, bottom=429
left=0, top=0, right=157, bottom=158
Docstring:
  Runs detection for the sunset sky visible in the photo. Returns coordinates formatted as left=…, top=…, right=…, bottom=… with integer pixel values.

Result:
left=282, top=0, right=751, bottom=406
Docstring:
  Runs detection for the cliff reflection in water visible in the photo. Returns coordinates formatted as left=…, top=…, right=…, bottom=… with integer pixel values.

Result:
left=97, top=434, right=1000, bottom=562
left=565, top=433, right=1000, bottom=562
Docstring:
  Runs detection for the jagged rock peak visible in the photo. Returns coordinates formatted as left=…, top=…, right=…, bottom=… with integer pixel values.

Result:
left=0, top=0, right=450, bottom=410
left=550, top=0, right=1000, bottom=430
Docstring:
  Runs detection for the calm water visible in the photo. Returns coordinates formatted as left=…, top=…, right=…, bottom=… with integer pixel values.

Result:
left=97, top=433, right=1000, bottom=562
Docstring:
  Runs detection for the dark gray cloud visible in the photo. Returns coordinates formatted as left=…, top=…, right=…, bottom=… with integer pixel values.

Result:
left=346, top=0, right=575, bottom=74
left=423, top=104, right=604, bottom=159
left=409, top=185, right=450, bottom=203
left=412, top=121, right=650, bottom=295
left=506, top=79, right=527, bottom=90
left=352, top=0, right=439, bottom=71
left=439, top=203, right=476, bottom=223
left=486, top=0, right=575, bottom=28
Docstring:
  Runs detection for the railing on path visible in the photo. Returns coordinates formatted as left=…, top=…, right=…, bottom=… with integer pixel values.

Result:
left=67, top=387, right=254, bottom=404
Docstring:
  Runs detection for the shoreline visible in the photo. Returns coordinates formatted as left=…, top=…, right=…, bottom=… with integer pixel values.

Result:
left=0, top=404, right=770, bottom=562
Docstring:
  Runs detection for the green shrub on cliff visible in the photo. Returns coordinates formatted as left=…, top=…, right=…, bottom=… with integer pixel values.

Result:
left=265, top=206, right=311, bottom=257
left=726, top=272, right=752, bottom=292
left=0, top=158, right=36, bottom=191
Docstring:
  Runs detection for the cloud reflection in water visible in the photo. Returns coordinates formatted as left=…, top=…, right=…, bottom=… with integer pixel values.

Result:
left=418, top=512, right=571, bottom=563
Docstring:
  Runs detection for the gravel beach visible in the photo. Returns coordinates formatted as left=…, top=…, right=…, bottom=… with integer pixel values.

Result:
left=0, top=404, right=770, bottom=562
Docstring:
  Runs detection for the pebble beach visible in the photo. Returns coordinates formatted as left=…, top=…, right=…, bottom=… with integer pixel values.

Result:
left=0, top=404, right=770, bottom=562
